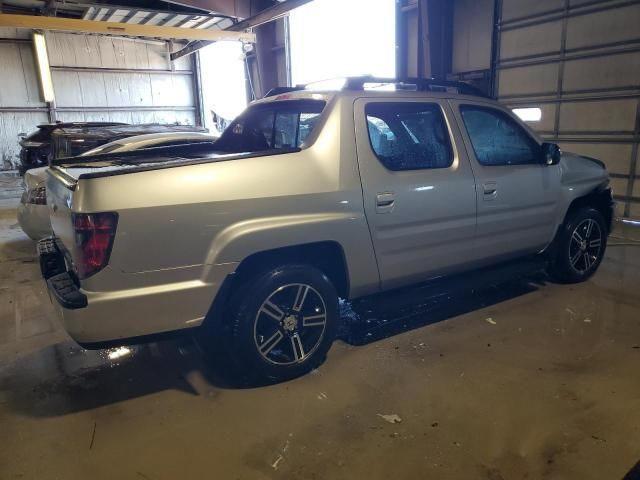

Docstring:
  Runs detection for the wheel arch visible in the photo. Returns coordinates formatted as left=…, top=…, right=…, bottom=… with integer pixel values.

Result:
left=564, top=185, right=614, bottom=233
left=201, top=241, right=351, bottom=330
left=545, top=184, right=613, bottom=256
left=231, top=241, right=350, bottom=299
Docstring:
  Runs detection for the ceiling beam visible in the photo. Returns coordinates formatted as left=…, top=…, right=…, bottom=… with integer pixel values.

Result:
left=170, top=0, right=311, bottom=60
left=0, top=13, right=256, bottom=42
left=52, top=1, right=234, bottom=20
left=161, top=0, right=250, bottom=19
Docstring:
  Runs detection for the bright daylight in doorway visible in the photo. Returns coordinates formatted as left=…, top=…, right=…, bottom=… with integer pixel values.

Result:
left=199, top=41, right=248, bottom=133
left=197, top=0, right=396, bottom=131
left=289, top=0, right=396, bottom=85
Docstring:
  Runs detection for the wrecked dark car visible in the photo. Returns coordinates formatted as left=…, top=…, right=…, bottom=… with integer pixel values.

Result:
left=51, top=124, right=208, bottom=160
left=18, top=122, right=207, bottom=174
left=18, top=121, right=127, bottom=174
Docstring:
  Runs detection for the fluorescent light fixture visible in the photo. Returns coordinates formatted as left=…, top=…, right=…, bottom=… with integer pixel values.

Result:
left=513, top=107, right=542, bottom=122
left=33, top=33, right=55, bottom=102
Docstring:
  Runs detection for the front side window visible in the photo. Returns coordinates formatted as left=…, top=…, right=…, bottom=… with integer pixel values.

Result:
left=365, top=103, right=453, bottom=171
left=460, top=105, right=541, bottom=166
left=214, top=100, right=325, bottom=154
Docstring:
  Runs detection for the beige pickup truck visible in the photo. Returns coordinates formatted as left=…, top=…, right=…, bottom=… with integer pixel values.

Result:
left=39, top=77, right=613, bottom=381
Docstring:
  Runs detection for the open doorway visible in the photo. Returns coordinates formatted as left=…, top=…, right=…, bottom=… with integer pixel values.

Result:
left=199, top=42, right=248, bottom=135
left=289, top=0, right=396, bottom=85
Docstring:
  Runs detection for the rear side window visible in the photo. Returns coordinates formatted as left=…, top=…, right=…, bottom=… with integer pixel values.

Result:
left=365, top=103, right=453, bottom=171
left=214, top=100, right=325, bottom=154
left=460, top=105, right=541, bottom=166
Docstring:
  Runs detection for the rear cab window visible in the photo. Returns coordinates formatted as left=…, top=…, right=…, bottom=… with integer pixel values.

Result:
left=365, top=102, right=454, bottom=171
left=214, top=99, right=326, bottom=154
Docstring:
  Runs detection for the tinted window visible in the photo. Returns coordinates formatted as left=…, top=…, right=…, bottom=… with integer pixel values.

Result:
left=214, top=100, right=325, bottom=154
left=460, top=105, right=541, bottom=166
left=365, top=103, right=453, bottom=171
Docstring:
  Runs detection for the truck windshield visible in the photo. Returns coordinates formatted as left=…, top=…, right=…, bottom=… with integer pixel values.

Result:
left=214, top=99, right=326, bottom=153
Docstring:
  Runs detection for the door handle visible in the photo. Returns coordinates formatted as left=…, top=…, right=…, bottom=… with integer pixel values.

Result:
left=375, top=192, right=395, bottom=213
left=483, top=182, right=497, bottom=199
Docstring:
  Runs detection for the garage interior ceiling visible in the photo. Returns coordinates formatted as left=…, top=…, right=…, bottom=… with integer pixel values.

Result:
left=0, top=0, right=238, bottom=31
left=0, top=13, right=256, bottom=41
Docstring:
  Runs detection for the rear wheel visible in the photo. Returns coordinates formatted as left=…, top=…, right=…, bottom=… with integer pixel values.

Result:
left=223, top=264, right=339, bottom=382
left=547, top=207, right=607, bottom=283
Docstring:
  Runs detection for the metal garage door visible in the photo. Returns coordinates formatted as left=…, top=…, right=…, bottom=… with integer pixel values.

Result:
left=45, top=32, right=200, bottom=126
left=0, top=28, right=49, bottom=170
left=495, top=0, right=640, bottom=218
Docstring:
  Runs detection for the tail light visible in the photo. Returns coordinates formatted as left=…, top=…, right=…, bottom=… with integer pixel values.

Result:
left=72, top=212, right=118, bottom=278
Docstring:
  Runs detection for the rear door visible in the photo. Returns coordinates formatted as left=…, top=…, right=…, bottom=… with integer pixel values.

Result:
left=450, top=101, right=561, bottom=262
left=354, top=98, right=478, bottom=290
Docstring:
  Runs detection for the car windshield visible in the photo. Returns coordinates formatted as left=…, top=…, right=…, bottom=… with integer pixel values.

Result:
left=213, top=99, right=326, bottom=154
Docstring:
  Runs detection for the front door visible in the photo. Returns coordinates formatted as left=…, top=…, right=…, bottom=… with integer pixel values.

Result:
left=354, top=98, right=478, bottom=290
left=450, top=101, right=561, bottom=262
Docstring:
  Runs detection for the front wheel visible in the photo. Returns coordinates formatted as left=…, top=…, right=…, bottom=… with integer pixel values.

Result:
left=225, top=264, right=339, bottom=382
left=547, top=207, right=608, bottom=283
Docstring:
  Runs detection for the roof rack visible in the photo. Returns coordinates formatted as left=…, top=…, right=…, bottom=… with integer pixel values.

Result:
left=343, top=76, right=487, bottom=97
left=263, top=86, right=305, bottom=98
left=263, top=76, right=486, bottom=98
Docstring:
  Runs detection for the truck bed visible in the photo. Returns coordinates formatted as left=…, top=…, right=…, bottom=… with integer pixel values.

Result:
left=50, top=143, right=301, bottom=185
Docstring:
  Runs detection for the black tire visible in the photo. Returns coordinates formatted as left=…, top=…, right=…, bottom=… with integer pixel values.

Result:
left=222, top=264, right=339, bottom=382
left=547, top=207, right=608, bottom=283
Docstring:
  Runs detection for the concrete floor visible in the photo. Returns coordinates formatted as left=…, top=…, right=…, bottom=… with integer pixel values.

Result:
left=1, top=173, right=640, bottom=480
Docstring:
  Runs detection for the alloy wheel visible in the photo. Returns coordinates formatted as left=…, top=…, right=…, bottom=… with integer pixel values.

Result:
left=568, top=218, right=602, bottom=274
left=253, top=283, right=327, bottom=365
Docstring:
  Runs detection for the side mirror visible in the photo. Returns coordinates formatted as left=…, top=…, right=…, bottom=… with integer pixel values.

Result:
left=541, top=142, right=561, bottom=165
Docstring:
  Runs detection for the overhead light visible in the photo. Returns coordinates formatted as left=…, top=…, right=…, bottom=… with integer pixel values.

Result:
left=33, top=32, right=55, bottom=102
left=512, top=107, right=542, bottom=122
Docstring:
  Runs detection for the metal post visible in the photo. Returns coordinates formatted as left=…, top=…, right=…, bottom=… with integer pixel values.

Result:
left=283, top=15, right=292, bottom=87
left=426, top=0, right=454, bottom=79
left=395, top=0, right=408, bottom=79
left=553, top=0, right=570, bottom=141
left=46, top=100, right=57, bottom=123
left=625, top=99, right=640, bottom=217
left=192, top=51, right=205, bottom=128
left=166, top=40, right=175, bottom=71
left=489, top=0, right=502, bottom=98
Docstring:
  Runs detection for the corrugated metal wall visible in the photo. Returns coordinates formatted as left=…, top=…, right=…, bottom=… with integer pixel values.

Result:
left=495, top=0, right=640, bottom=218
left=46, top=32, right=197, bottom=125
left=0, top=29, right=200, bottom=170
left=0, top=28, right=49, bottom=170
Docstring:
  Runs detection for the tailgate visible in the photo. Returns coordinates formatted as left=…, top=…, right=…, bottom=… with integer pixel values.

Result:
left=46, top=167, right=81, bottom=270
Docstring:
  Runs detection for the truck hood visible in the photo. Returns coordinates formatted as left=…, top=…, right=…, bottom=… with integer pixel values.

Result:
left=559, top=151, right=609, bottom=188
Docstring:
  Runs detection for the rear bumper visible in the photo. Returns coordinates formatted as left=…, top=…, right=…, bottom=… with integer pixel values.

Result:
left=37, top=237, right=87, bottom=309
left=37, top=236, right=236, bottom=345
